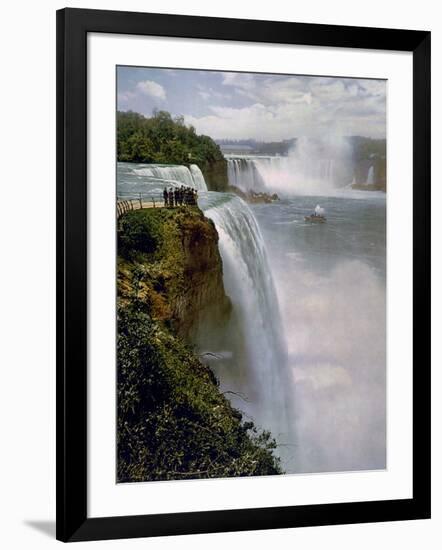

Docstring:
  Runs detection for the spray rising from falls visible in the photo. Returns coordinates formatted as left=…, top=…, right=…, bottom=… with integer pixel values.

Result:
left=133, top=163, right=208, bottom=191
left=203, top=194, right=295, bottom=467
left=226, top=137, right=353, bottom=196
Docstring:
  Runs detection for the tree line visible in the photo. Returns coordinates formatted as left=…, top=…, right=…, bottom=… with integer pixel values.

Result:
left=117, top=109, right=225, bottom=167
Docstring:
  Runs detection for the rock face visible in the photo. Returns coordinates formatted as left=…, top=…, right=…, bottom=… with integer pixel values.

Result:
left=351, top=159, right=386, bottom=191
left=200, top=159, right=229, bottom=192
left=168, top=211, right=231, bottom=341
left=351, top=137, right=386, bottom=191
left=117, top=206, right=231, bottom=344
left=228, top=185, right=279, bottom=204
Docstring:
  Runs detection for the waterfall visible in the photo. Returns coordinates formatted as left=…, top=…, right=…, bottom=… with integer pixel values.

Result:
left=189, top=164, right=208, bottom=191
left=227, top=158, right=267, bottom=192
left=133, top=163, right=208, bottom=191
left=226, top=137, right=353, bottom=195
left=203, top=194, right=294, bottom=468
left=366, top=165, right=374, bottom=185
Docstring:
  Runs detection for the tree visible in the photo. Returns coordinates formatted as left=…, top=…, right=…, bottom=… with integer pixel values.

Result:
left=117, top=110, right=225, bottom=167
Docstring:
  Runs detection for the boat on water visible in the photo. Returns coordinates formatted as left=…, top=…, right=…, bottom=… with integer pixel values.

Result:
left=305, top=204, right=326, bottom=223
left=304, top=213, right=326, bottom=223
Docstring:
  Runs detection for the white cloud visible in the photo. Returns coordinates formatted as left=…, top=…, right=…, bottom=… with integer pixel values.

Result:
left=222, top=72, right=256, bottom=90
left=185, top=74, right=387, bottom=139
left=302, top=93, right=312, bottom=105
left=357, top=79, right=386, bottom=96
left=185, top=85, right=386, bottom=140
left=198, top=91, right=211, bottom=101
left=135, top=80, right=166, bottom=100
left=257, top=76, right=310, bottom=105
left=310, top=79, right=346, bottom=101
left=118, top=91, right=136, bottom=104
left=185, top=102, right=314, bottom=141
left=197, top=84, right=232, bottom=102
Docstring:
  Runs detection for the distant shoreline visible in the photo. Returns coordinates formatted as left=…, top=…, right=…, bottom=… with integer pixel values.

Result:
left=351, top=183, right=386, bottom=193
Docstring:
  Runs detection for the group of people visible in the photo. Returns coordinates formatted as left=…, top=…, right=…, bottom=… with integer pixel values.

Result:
left=163, top=186, right=198, bottom=207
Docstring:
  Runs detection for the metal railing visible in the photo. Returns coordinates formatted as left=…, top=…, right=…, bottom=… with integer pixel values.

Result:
left=116, top=194, right=157, bottom=218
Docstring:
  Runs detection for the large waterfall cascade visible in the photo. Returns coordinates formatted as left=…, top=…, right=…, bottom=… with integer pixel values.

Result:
left=203, top=194, right=295, bottom=467
left=227, top=157, right=268, bottom=192
left=226, top=137, right=354, bottom=195
left=133, top=163, right=208, bottom=191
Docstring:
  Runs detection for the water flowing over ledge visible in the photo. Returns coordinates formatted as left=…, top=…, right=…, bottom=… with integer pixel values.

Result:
left=202, top=193, right=295, bottom=469
left=132, top=163, right=208, bottom=191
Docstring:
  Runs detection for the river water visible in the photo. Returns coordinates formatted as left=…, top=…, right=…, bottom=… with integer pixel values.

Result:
left=251, top=192, right=386, bottom=473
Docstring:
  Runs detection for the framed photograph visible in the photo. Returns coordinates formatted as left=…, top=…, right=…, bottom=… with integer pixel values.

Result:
left=56, top=8, right=431, bottom=542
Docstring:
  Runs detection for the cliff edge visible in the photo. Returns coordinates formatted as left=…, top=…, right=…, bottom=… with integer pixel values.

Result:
left=117, top=206, right=282, bottom=482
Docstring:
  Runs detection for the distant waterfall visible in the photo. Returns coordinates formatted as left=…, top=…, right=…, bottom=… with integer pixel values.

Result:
left=227, top=158, right=267, bottom=192
left=226, top=137, right=353, bottom=195
left=133, top=163, right=208, bottom=191
left=203, top=194, right=294, bottom=466
left=366, top=165, right=374, bottom=185
left=226, top=154, right=336, bottom=194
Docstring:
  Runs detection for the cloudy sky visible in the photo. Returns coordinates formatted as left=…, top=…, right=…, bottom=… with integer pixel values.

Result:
left=117, top=66, right=386, bottom=141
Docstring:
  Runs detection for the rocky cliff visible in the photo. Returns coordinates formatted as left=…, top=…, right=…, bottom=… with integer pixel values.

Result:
left=200, top=159, right=229, bottom=192
left=118, top=207, right=231, bottom=341
left=116, top=206, right=282, bottom=482
left=351, top=136, right=386, bottom=191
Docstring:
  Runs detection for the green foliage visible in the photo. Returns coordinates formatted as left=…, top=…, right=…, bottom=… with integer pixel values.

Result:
left=117, top=208, right=283, bottom=482
left=119, top=206, right=216, bottom=259
left=351, top=136, right=386, bottom=161
left=118, top=209, right=164, bottom=258
left=117, top=207, right=214, bottom=296
left=117, top=110, right=225, bottom=166
left=117, top=302, right=283, bottom=482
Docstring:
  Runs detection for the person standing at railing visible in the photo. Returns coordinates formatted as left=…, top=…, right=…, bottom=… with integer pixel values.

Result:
left=163, top=188, right=168, bottom=207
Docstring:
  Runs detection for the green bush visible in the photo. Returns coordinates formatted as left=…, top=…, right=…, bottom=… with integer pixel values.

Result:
left=117, top=302, right=283, bottom=482
left=117, top=110, right=225, bottom=166
left=118, top=210, right=163, bottom=258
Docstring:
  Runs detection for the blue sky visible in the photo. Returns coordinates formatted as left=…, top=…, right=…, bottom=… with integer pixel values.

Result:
left=117, top=66, right=386, bottom=141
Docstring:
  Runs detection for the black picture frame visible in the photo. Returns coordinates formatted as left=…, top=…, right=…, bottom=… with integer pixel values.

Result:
left=56, top=7, right=431, bottom=542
